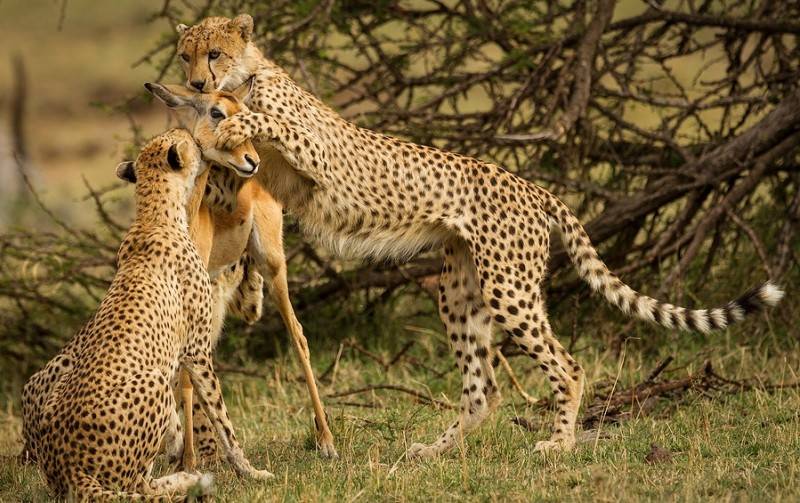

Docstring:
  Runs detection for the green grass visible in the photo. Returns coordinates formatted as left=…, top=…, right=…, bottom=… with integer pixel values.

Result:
left=1, top=316, right=798, bottom=502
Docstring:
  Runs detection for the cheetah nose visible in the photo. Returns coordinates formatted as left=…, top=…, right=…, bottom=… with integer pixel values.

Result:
left=190, top=80, right=206, bottom=91
left=245, top=154, right=259, bottom=170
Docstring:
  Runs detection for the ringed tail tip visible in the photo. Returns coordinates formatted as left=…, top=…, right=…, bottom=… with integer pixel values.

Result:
left=759, top=281, right=785, bottom=307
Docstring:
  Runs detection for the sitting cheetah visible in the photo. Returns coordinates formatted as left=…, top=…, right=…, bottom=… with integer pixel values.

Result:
left=177, top=14, right=784, bottom=459
left=21, top=87, right=268, bottom=473
left=21, top=129, right=271, bottom=500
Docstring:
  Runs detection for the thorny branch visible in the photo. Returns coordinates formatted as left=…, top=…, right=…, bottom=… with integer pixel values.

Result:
left=511, top=357, right=800, bottom=431
left=2, top=1, right=800, bottom=370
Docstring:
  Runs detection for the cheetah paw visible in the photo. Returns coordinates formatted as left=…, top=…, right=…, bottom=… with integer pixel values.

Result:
left=215, top=116, right=252, bottom=150
left=405, top=442, right=439, bottom=460
left=248, top=468, right=276, bottom=481
left=534, top=438, right=575, bottom=454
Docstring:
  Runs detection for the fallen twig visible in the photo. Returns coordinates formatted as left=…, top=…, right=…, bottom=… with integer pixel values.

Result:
left=496, top=351, right=539, bottom=406
left=387, top=340, right=416, bottom=368
left=325, top=384, right=454, bottom=409
left=510, top=357, right=800, bottom=432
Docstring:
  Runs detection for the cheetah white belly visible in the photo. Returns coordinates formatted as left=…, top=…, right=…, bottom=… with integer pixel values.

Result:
left=299, top=203, right=453, bottom=261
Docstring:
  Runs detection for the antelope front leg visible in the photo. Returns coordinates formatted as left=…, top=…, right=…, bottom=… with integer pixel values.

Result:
left=249, top=215, right=338, bottom=459
left=271, top=269, right=337, bottom=458
left=182, top=353, right=274, bottom=481
left=179, top=369, right=196, bottom=471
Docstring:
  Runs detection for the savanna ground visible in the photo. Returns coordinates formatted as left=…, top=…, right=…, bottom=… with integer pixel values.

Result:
left=1, top=286, right=798, bottom=502
left=1, top=0, right=799, bottom=501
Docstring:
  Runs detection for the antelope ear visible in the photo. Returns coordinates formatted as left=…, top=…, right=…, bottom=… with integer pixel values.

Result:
left=228, top=14, right=253, bottom=42
left=116, top=161, right=136, bottom=183
left=144, top=83, right=196, bottom=109
left=231, top=75, right=255, bottom=102
left=176, top=23, right=189, bottom=35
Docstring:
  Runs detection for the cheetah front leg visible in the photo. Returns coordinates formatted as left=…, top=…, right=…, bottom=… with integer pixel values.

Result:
left=407, top=240, right=501, bottom=460
left=182, top=258, right=264, bottom=470
left=182, top=260, right=260, bottom=470
left=215, top=112, right=331, bottom=185
left=181, top=351, right=274, bottom=481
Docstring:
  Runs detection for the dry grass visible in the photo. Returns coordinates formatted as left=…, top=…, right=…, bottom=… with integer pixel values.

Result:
left=1, top=316, right=798, bottom=502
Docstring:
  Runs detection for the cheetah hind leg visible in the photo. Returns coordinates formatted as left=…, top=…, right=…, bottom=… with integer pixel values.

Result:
left=75, top=370, right=214, bottom=500
left=21, top=350, right=76, bottom=466
left=480, top=287, right=584, bottom=452
left=510, top=299, right=583, bottom=453
left=406, top=240, right=500, bottom=460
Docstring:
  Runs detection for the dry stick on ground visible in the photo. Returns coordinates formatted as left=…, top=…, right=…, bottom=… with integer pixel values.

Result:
left=325, top=384, right=454, bottom=410
left=496, top=351, right=540, bottom=406
left=387, top=340, right=416, bottom=368
left=583, top=360, right=800, bottom=428
left=510, top=356, right=800, bottom=432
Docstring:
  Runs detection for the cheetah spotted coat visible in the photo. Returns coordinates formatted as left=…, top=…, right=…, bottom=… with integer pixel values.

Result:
left=21, top=129, right=270, bottom=500
left=182, top=15, right=784, bottom=458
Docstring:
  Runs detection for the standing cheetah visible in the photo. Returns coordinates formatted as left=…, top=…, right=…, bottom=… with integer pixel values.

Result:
left=21, top=129, right=271, bottom=500
left=177, top=14, right=784, bottom=459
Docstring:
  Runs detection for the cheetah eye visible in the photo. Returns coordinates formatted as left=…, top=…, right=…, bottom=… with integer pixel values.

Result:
left=209, top=50, right=220, bottom=60
left=210, top=108, right=225, bottom=120
left=181, top=53, right=190, bottom=62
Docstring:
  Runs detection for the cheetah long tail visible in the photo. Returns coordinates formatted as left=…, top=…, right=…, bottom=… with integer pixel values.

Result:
left=544, top=192, right=783, bottom=333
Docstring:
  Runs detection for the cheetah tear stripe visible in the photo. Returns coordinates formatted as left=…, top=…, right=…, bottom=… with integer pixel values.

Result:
left=545, top=192, right=784, bottom=333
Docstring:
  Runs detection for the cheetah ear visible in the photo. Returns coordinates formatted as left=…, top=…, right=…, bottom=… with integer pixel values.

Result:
left=168, top=140, right=196, bottom=171
left=167, top=143, right=183, bottom=171
left=231, top=75, right=255, bottom=102
left=228, top=14, right=253, bottom=42
left=116, top=161, right=136, bottom=184
left=176, top=23, right=189, bottom=35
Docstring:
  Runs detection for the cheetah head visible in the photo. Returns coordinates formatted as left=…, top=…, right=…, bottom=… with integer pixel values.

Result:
left=115, top=128, right=205, bottom=201
left=177, top=14, right=256, bottom=93
left=144, top=79, right=260, bottom=178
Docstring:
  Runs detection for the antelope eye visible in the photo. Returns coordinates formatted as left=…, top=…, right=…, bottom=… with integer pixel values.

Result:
left=210, top=108, right=225, bottom=119
left=180, top=53, right=190, bottom=62
left=208, top=50, right=220, bottom=60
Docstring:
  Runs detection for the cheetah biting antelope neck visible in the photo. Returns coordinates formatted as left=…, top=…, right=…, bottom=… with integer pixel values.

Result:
left=179, top=14, right=784, bottom=459
left=145, top=80, right=339, bottom=460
